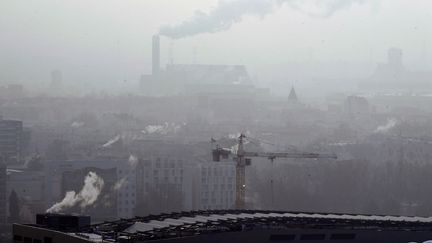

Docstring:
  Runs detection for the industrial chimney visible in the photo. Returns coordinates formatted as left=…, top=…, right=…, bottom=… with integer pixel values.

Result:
left=152, top=35, right=160, bottom=76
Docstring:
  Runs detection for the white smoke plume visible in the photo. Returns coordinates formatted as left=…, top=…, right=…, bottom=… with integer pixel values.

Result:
left=113, top=155, right=138, bottom=191
left=71, top=121, right=85, bottom=128
left=143, top=125, right=165, bottom=134
left=228, top=131, right=251, bottom=139
left=142, top=122, right=182, bottom=135
left=102, top=135, right=120, bottom=147
left=231, top=144, right=242, bottom=154
left=287, top=0, right=367, bottom=18
left=113, top=177, right=127, bottom=191
left=46, top=172, right=105, bottom=213
left=128, top=154, right=139, bottom=168
left=159, top=0, right=369, bottom=39
left=228, top=133, right=242, bottom=139
left=375, top=118, right=398, bottom=133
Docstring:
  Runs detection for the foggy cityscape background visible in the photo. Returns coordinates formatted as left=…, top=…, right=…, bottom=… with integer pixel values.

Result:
left=2, top=0, right=432, bottom=242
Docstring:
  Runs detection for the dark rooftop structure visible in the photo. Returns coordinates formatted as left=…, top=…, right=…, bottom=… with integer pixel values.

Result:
left=13, top=210, right=432, bottom=242
left=35, top=214, right=91, bottom=232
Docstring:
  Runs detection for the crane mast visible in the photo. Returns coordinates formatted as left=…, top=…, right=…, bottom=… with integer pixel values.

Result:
left=213, top=134, right=337, bottom=209
left=235, top=134, right=247, bottom=209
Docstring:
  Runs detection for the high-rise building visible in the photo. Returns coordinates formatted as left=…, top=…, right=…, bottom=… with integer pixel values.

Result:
left=0, top=118, right=23, bottom=164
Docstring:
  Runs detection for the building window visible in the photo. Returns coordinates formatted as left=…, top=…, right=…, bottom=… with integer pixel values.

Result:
left=330, top=234, right=355, bottom=240
left=269, top=234, right=295, bottom=241
left=300, top=234, right=325, bottom=240
left=13, top=235, right=22, bottom=241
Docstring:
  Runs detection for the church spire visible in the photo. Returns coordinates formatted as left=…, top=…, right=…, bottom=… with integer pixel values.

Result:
left=288, top=86, right=298, bottom=103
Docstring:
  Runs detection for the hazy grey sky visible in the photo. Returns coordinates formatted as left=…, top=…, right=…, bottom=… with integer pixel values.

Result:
left=0, top=0, right=431, bottom=91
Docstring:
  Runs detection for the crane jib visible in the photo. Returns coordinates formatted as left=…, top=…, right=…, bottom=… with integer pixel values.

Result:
left=242, top=152, right=337, bottom=159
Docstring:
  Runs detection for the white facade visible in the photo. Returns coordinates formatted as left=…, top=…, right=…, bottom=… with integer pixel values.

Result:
left=197, top=161, right=236, bottom=210
left=137, top=158, right=236, bottom=212
left=116, top=164, right=137, bottom=218
left=138, top=156, right=196, bottom=212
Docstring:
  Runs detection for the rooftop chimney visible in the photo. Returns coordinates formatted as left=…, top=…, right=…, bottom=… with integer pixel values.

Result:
left=152, top=35, right=160, bottom=76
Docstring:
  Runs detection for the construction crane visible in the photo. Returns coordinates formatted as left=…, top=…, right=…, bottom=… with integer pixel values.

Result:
left=212, top=134, right=337, bottom=209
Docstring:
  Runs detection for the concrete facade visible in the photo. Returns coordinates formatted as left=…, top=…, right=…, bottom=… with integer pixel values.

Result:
left=0, top=119, right=23, bottom=164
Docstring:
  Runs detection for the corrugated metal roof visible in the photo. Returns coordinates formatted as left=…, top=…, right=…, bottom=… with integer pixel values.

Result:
left=82, top=210, right=432, bottom=242
left=117, top=211, right=432, bottom=235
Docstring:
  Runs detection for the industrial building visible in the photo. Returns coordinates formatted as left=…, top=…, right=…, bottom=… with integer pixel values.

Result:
left=140, top=35, right=263, bottom=96
left=360, top=48, right=432, bottom=91
left=13, top=210, right=432, bottom=243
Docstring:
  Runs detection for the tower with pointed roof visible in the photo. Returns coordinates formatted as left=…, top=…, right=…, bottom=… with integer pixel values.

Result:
left=288, top=86, right=298, bottom=103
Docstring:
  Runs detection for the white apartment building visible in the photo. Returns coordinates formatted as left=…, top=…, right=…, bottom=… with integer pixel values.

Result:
left=197, top=161, right=236, bottom=210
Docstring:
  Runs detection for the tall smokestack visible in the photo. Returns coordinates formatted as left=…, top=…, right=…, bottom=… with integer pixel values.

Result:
left=152, top=35, right=160, bottom=76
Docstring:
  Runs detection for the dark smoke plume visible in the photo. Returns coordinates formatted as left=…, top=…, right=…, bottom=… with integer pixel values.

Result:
left=159, top=0, right=369, bottom=39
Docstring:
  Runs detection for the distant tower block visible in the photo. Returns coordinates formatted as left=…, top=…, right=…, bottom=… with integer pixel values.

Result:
left=50, top=70, right=62, bottom=89
left=288, top=86, right=298, bottom=103
left=152, top=35, right=160, bottom=76
left=388, top=48, right=403, bottom=68
left=168, top=40, right=174, bottom=65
